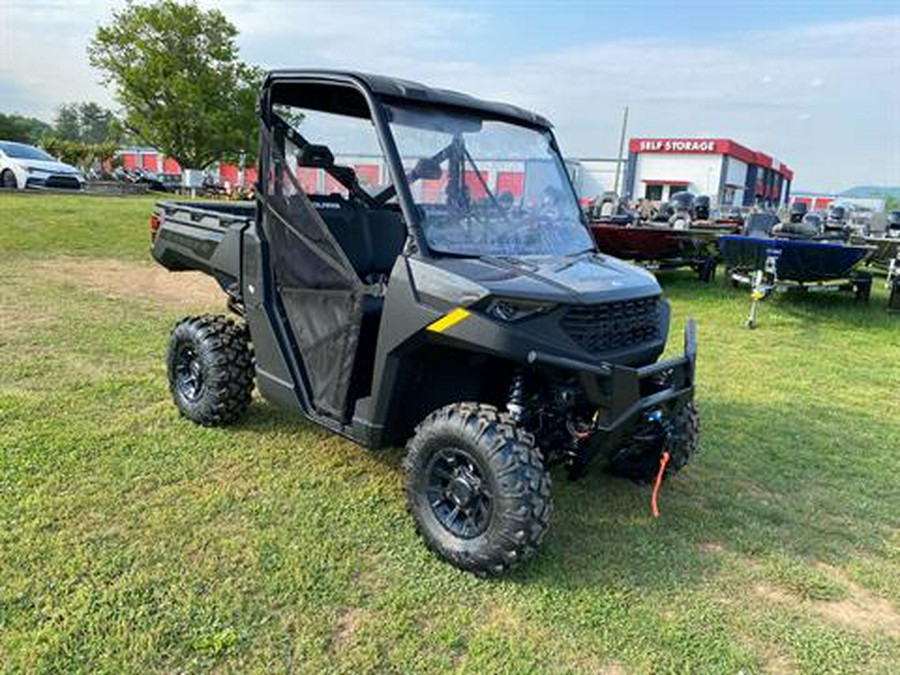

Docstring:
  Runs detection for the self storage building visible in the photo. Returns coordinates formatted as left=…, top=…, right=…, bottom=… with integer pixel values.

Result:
left=623, top=138, right=794, bottom=209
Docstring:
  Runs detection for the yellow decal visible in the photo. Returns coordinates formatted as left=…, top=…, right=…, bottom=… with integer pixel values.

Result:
left=427, top=308, right=471, bottom=333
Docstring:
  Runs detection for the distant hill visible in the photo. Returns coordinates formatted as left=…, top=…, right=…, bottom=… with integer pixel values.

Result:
left=841, top=186, right=900, bottom=199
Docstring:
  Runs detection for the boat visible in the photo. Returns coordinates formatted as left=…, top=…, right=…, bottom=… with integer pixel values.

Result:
left=587, top=192, right=740, bottom=282
left=852, top=210, right=900, bottom=310
left=720, top=212, right=875, bottom=328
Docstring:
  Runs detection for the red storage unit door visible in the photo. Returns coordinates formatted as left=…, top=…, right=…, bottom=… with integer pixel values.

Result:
left=464, top=171, right=490, bottom=200
left=296, top=167, right=319, bottom=194
left=141, top=153, right=158, bottom=172
left=245, top=167, right=258, bottom=185
left=122, top=152, right=138, bottom=169
left=354, top=164, right=380, bottom=189
left=813, top=197, right=834, bottom=211
left=162, top=158, right=181, bottom=174
left=219, top=163, right=239, bottom=185
left=496, top=171, right=525, bottom=198
left=421, top=177, right=448, bottom=203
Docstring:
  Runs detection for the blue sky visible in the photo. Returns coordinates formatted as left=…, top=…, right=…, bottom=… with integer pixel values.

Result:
left=1, top=0, right=898, bottom=191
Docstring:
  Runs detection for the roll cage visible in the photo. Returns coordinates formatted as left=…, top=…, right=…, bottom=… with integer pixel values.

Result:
left=258, top=70, right=585, bottom=259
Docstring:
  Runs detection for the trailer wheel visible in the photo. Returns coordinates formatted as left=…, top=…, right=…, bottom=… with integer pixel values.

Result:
left=607, top=402, right=699, bottom=483
left=889, top=278, right=900, bottom=312
left=166, top=314, right=254, bottom=426
left=403, top=403, right=551, bottom=576
left=697, top=257, right=717, bottom=283
left=853, top=272, right=872, bottom=303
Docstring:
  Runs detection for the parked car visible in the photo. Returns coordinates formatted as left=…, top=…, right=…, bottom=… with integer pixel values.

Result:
left=0, top=141, right=85, bottom=190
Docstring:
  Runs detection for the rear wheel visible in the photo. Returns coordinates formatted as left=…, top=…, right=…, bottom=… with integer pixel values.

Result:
left=166, top=314, right=254, bottom=426
left=1, top=169, right=17, bottom=189
left=606, top=402, right=699, bottom=483
left=404, top=403, right=551, bottom=576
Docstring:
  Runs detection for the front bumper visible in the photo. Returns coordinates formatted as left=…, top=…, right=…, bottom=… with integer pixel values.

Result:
left=25, top=174, right=84, bottom=190
left=528, top=318, right=697, bottom=475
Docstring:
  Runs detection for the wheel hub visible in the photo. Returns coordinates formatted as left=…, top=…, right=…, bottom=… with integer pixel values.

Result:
left=426, top=448, right=492, bottom=538
left=174, top=344, right=204, bottom=401
left=447, top=470, right=478, bottom=508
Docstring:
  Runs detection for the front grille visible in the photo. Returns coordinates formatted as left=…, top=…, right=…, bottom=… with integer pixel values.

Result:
left=561, top=297, right=661, bottom=354
left=45, top=175, right=81, bottom=190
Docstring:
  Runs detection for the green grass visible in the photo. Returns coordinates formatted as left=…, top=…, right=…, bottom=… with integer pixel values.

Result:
left=1, top=192, right=899, bottom=673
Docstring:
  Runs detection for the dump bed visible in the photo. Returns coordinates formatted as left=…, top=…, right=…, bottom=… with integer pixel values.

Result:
left=151, top=200, right=256, bottom=297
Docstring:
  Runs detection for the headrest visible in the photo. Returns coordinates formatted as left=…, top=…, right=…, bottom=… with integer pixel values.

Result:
left=299, top=144, right=334, bottom=168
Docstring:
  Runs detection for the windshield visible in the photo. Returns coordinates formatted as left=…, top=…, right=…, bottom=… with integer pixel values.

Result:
left=387, top=104, right=593, bottom=257
left=0, top=142, right=55, bottom=161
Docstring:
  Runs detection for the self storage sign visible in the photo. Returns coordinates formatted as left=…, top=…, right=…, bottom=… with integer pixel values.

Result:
left=635, top=139, right=717, bottom=153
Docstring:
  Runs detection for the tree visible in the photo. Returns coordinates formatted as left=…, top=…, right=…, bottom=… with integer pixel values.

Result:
left=54, top=104, right=82, bottom=142
left=0, top=113, right=53, bottom=144
left=88, top=0, right=261, bottom=170
left=53, top=102, right=123, bottom=144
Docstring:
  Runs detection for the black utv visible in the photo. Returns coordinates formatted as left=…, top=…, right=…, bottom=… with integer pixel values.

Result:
left=151, top=71, right=698, bottom=576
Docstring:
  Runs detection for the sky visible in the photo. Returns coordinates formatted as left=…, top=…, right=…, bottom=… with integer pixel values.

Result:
left=1, top=0, right=898, bottom=192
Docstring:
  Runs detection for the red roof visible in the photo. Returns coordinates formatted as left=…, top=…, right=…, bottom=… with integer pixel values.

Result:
left=641, top=179, right=690, bottom=185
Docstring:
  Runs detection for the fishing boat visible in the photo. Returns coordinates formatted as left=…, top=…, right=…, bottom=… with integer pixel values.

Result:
left=588, top=193, right=740, bottom=282
left=852, top=211, right=900, bottom=310
left=720, top=212, right=875, bottom=328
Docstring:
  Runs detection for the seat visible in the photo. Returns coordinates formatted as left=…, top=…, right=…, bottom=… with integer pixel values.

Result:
left=311, top=195, right=406, bottom=281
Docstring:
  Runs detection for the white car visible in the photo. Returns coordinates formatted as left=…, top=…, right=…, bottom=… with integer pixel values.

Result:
left=0, top=141, right=86, bottom=190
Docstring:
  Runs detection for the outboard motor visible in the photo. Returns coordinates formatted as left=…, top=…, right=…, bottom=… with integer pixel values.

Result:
left=693, top=195, right=711, bottom=221
left=887, top=210, right=900, bottom=239
left=827, top=204, right=847, bottom=227
left=668, top=192, right=695, bottom=230
left=824, top=205, right=850, bottom=240
left=789, top=201, right=808, bottom=224
left=654, top=201, right=674, bottom=222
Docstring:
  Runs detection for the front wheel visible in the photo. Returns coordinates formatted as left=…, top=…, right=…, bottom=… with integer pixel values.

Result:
left=1, top=169, right=18, bottom=189
left=403, top=403, right=551, bottom=576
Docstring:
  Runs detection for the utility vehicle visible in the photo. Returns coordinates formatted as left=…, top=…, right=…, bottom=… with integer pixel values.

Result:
left=151, top=71, right=698, bottom=575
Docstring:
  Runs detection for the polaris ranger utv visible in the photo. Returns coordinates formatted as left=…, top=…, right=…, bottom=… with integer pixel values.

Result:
left=151, top=71, right=698, bottom=576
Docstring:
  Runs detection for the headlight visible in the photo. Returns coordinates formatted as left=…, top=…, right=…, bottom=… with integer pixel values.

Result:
left=483, top=298, right=555, bottom=322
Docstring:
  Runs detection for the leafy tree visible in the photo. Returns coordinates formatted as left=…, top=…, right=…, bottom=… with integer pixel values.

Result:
left=54, top=102, right=124, bottom=145
left=885, top=195, right=899, bottom=211
left=88, top=0, right=261, bottom=170
left=54, top=104, right=82, bottom=142
left=0, top=113, right=53, bottom=144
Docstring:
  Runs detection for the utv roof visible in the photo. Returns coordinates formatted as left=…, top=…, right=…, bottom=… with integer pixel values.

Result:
left=264, top=69, right=552, bottom=129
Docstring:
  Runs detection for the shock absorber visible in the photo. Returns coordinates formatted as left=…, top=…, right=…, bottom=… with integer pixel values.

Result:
left=507, top=371, right=526, bottom=423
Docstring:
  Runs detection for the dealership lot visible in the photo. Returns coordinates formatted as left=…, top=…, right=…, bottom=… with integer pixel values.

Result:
left=1, top=193, right=898, bottom=672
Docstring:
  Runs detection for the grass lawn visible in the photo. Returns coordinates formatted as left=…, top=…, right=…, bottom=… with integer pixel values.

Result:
left=1, top=192, right=898, bottom=673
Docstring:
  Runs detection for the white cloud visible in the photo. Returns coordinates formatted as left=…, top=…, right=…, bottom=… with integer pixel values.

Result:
left=0, top=2, right=897, bottom=191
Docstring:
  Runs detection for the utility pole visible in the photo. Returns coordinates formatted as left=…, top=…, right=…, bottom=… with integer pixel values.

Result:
left=613, top=105, right=629, bottom=196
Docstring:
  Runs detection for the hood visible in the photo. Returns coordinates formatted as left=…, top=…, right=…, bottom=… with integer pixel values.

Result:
left=18, top=159, right=82, bottom=175
left=427, top=252, right=662, bottom=305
